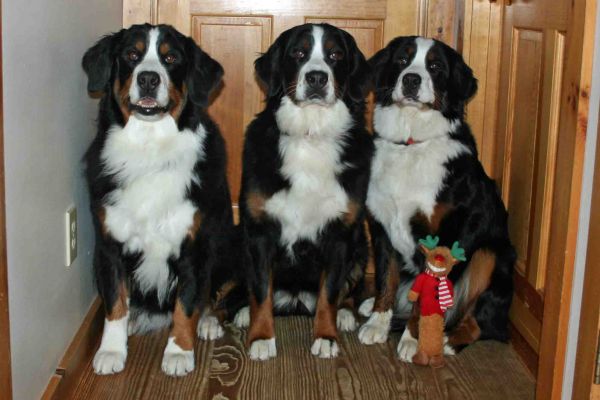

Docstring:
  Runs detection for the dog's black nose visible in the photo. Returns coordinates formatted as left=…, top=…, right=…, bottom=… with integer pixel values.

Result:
left=137, top=71, right=160, bottom=91
left=306, top=71, right=328, bottom=89
left=402, top=73, right=421, bottom=90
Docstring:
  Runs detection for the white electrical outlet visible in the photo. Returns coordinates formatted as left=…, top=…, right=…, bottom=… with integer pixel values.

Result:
left=65, top=207, right=77, bottom=267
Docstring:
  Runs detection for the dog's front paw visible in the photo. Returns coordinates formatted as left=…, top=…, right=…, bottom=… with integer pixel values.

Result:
left=443, top=336, right=456, bottom=356
left=248, top=338, right=277, bottom=361
left=397, top=328, right=418, bottom=362
left=197, top=315, right=224, bottom=340
left=311, top=338, right=339, bottom=358
left=337, top=308, right=358, bottom=332
left=233, top=306, right=250, bottom=329
left=358, top=297, right=375, bottom=317
left=161, top=338, right=194, bottom=376
left=93, top=349, right=127, bottom=375
left=358, top=310, right=392, bottom=344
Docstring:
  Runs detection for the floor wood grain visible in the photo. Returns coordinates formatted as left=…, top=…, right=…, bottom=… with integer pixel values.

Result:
left=71, top=317, right=535, bottom=400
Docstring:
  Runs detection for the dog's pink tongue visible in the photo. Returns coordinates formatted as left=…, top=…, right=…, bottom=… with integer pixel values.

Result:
left=137, top=97, right=158, bottom=108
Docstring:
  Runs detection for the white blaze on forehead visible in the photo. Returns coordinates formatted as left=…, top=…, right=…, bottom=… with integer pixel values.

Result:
left=295, top=25, right=335, bottom=104
left=129, top=27, right=170, bottom=107
left=392, top=37, right=436, bottom=104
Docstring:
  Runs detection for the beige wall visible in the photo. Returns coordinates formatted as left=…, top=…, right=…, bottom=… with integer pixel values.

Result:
left=2, top=1, right=122, bottom=398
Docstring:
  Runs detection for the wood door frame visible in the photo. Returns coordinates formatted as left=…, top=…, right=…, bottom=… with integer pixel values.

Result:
left=534, top=0, right=597, bottom=398
left=572, top=104, right=600, bottom=399
left=0, top=0, right=12, bottom=398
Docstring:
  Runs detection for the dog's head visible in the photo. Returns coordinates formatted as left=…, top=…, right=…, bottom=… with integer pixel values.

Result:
left=370, top=36, right=477, bottom=116
left=82, top=24, right=223, bottom=122
left=255, top=23, right=370, bottom=107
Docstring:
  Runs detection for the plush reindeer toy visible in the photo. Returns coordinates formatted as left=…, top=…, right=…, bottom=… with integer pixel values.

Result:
left=408, top=236, right=466, bottom=368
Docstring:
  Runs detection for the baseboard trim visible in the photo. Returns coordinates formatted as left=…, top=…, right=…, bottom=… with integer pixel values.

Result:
left=509, top=322, right=538, bottom=379
left=42, top=297, right=104, bottom=400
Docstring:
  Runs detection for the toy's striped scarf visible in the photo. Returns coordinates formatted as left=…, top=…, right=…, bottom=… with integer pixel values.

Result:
left=427, top=270, right=454, bottom=311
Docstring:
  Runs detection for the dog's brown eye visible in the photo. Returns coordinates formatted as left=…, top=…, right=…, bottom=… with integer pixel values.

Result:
left=292, top=50, right=306, bottom=60
left=399, top=57, right=409, bottom=65
left=329, top=51, right=344, bottom=61
left=128, top=51, right=140, bottom=62
left=164, top=54, right=177, bottom=64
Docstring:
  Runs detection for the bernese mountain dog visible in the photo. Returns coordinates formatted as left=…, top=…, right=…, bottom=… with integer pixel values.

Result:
left=233, top=23, right=373, bottom=360
left=357, top=36, right=515, bottom=361
left=82, top=24, right=239, bottom=376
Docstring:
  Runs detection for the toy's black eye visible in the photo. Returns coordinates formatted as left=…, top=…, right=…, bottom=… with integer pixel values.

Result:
left=292, top=50, right=306, bottom=60
left=127, top=50, right=140, bottom=62
left=429, top=61, right=442, bottom=70
left=164, top=54, right=176, bottom=64
left=399, top=57, right=409, bottom=65
left=329, top=51, right=343, bottom=61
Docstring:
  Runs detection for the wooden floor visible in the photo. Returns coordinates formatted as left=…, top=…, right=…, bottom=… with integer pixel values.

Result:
left=71, top=316, right=535, bottom=400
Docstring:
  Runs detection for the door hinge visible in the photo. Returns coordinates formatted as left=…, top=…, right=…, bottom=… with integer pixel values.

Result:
left=595, top=330, right=600, bottom=385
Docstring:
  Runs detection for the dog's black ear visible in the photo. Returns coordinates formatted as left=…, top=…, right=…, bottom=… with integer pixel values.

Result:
left=82, top=30, right=123, bottom=95
left=186, top=38, right=224, bottom=107
left=449, top=50, right=478, bottom=102
left=343, top=31, right=371, bottom=103
left=255, top=30, right=291, bottom=98
left=368, top=45, right=391, bottom=88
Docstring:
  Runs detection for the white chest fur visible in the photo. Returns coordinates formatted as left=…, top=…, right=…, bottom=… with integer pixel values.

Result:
left=266, top=97, right=352, bottom=253
left=101, top=116, right=205, bottom=302
left=367, top=105, right=468, bottom=270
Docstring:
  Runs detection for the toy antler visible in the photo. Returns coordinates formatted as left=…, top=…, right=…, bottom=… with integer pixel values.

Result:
left=450, top=242, right=467, bottom=262
left=418, top=235, right=439, bottom=250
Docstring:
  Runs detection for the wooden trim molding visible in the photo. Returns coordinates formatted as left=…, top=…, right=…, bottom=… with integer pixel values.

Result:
left=41, top=298, right=104, bottom=400
left=572, top=106, right=600, bottom=400
left=537, top=0, right=598, bottom=398
left=0, top=0, right=12, bottom=397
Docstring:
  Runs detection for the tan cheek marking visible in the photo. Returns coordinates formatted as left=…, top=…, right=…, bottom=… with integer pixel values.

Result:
left=187, top=211, right=202, bottom=241
left=246, top=191, right=267, bottom=221
left=170, top=300, right=199, bottom=351
left=374, top=256, right=400, bottom=312
left=169, top=83, right=187, bottom=120
left=247, top=276, right=275, bottom=345
left=106, top=283, right=128, bottom=321
left=113, top=77, right=132, bottom=122
left=313, top=273, right=338, bottom=340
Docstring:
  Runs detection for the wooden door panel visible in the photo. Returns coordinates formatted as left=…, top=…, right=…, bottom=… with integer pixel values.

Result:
left=191, top=16, right=272, bottom=202
left=503, top=28, right=543, bottom=276
left=496, top=1, right=575, bottom=380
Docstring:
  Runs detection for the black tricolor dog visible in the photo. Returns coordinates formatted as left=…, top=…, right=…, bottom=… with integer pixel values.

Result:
left=82, top=24, right=240, bottom=376
left=358, top=36, right=515, bottom=360
left=233, top=23, right=373, bottom=360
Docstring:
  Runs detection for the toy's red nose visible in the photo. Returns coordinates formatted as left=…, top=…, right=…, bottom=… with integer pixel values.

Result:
left=434, top=254, right=446, bottom=263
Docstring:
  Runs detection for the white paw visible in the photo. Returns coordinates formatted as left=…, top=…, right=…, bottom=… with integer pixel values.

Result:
left=358, top=297, right=375, bottom=317
left=443, top=336, right=456, bottom=355
left=161, top=338, right=195, bottom=376
left=358, top=310, right=392, bottom=344
left=197, top=315, right=224, bottom=340
left=337, top=308, right=358, bottom=332
left=93, top=350, right=127, bottom=375
left=248, top=338, right=276, bottom=361
left=233, top=306, right=250, bottom=329
left=311, top=338, right=339, bottom=358
left=397, top=328, right=418, bottom=362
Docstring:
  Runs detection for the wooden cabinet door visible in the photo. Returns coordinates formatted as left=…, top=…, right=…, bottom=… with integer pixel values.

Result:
left=495, top=0, right=594, bottom=398
left=123, top=0, right=437, bottom=206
